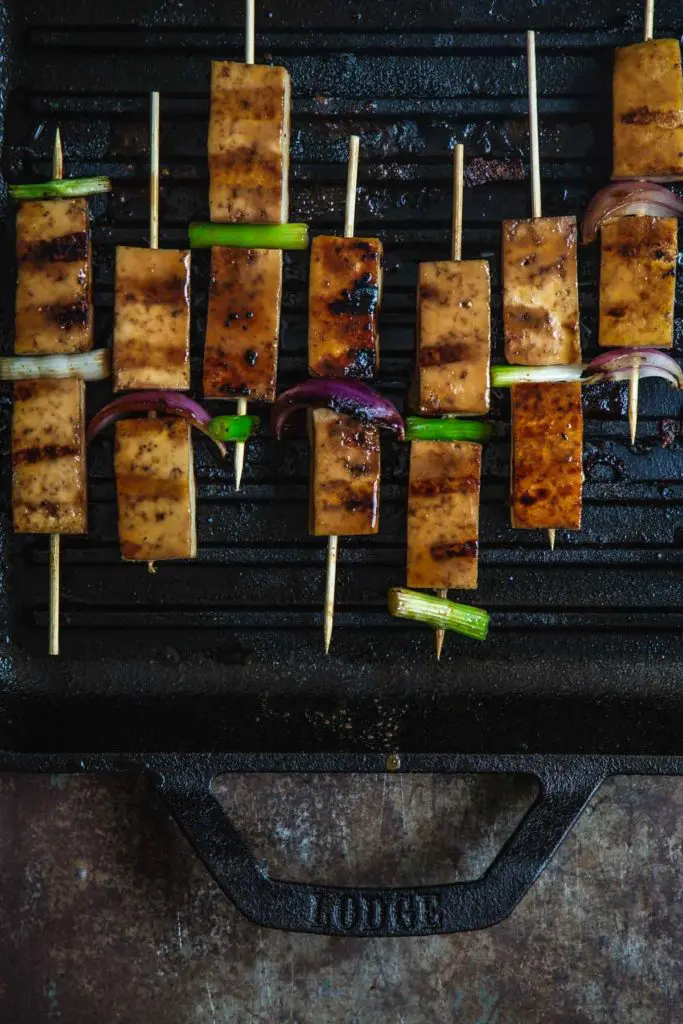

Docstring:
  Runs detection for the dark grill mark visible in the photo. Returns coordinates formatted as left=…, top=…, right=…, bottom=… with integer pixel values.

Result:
left=419, top=342, right=469, bottom=367
left=606, top=306, right=627, bottom=319
left=519, top=488, right=550, bottom=507
left=117, top=275, right=187, bottom=306
left=18, top=231, right=88, bottom=265
left=54, top=301, right=89, bottom=330
left=621, top=106, right=683, bottom=127
left=328, top=274, right=379, bottom=318
left=410, top=476, right=479, bottom=498
left=13, top=444, right=80, bottom=467
left=430, top=540, right=478, bottom=561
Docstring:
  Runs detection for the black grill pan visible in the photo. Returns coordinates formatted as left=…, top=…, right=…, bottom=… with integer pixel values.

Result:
left=1, top=0, right=683, bottom=936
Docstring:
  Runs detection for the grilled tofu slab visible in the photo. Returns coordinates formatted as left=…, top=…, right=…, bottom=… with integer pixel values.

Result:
left=599, top=216, right=677, bottom=348
left=309, top=409, right=380, bottom=536
left=12, top=378, right=87, bottom=534
left=113, top=247, right=191, bottom=392
left=308, top=236, right=383, bottom=379
left=418, top=259, right=490, bottom=415
left=115, top=418, right=196, bottom=562
left=203, top=247, right=282, bottom=402
left=209, top=61, right=290, bottom=224
left=503, top=216, right=580, bottom=365
left=511, top=382, right=583, bottom=531
left=15, top=199, right=92, bottom=355
left=613, top=39, right=683, bottom=180
left=407, top=440, right=481, bottom=590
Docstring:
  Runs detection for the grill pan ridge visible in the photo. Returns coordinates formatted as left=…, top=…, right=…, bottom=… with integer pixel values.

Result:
left=1, top=0, right=683, bottom=937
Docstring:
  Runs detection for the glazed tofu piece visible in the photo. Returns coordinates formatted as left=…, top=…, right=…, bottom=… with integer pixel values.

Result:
left=209, top=61, right=290, bottom=224
left=511, top=382, right=583, bottom=531
left=203, top=247, right=282, bottom=402
left=503, top=216, right=580, bottom=365
left=309, top=408, right=380, bottom=536
left=418, top=259, right=490, bottom=415
left=407, top=440, right=481, bottom=591
left=15, top=199, right=92, bottom=355
left=12, top=378, right=87, bottom=534
left=308, top=236, right=383, bottom=379
left=114, top=418, right=196, bottom=562
left=613, top=39, right=683, bottom=180
left=113, top=247, right=191, bottom=392
left=599, top=216, right=677, bottom=348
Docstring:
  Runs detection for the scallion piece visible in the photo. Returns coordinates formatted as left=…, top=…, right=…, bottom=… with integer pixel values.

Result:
left=9, top=177, right=112, bottom=200
left=490, top=364, right=585, bottom=388
left=0, top=349, right=110, bottom=382
left=208, top=414, right=260, bottom=442
left=189, top=222, right=309, bottom=251
left=405, top=416, right=493, bottom=443
left=388, top=587, right=490, bottom=641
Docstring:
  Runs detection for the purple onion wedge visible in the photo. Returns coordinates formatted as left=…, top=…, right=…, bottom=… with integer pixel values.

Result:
left=272, top=379, right=405, bottom=440
left=87, top=391, right=227, bottom=457
left=583, top=349, right=683, bottom=390
left=582, top=181, right=683, bottom=244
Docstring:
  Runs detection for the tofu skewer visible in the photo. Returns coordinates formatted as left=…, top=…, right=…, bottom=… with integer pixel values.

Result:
left=113, top=95, right=196, bottom=567
left=49, top=131, right=64, bottom=655
left=322, top=135, right=361, bottom=655
left=206, top=0, right=290, bottom=490
left=412, top=144, right=486, bottom=659
left=505, top=31, right=582, bottom=551
left=610, top=0, right=680, bottom=444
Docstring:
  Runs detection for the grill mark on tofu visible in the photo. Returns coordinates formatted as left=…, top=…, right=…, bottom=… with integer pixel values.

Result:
left=15, top=198, right=92, bottom=355
left=209, top=61, right=290, bottom=224
left=502, top=216, right=580, bottom=365
left=18, top=231, right=89, bottom=265
left=11, top=378, right=87, bottom=535
left=613, top=39, right=683, bottom=178
left=309, top=409, right=380, bottom=536
left=113, top=247, right=191, bottom=392
left=308, top=236, right=382, bottom=380
left=407, top=441, right=481, bottom=590
left=599, top=216, right=677, bottom=348
left=203, top=246, right=282, bottom=402
left=511, top=382, right=583, bottom=531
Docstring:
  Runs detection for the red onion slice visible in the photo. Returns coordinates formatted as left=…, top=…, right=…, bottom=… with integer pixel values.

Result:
left=87, top=391, right=227, bottom=456
left=272, top=379, right=405, bottom=440
left=582, top=181, right=683, bottom=244
left=583, top=349, right=683, bottom=389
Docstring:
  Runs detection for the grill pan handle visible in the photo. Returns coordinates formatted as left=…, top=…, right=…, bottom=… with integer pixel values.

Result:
left=154, top=760, right=603, bottom=936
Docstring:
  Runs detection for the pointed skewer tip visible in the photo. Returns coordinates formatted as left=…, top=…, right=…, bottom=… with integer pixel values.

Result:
left=548, top=529, right=556, bottom=552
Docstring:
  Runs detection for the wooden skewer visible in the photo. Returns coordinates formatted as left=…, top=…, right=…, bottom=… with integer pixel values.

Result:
left=147, top=91, right=161, bottom=575
left=629, top=1, right=655, bottom=445
left=234, top=0, right=257, bottom=492
left=324, top=134, right=360, bottom=655
left=48, top=127, right=64, bottom=656
left=434, top=143, right=465, bottom=661
left=526, top=31, right=556, bottom=553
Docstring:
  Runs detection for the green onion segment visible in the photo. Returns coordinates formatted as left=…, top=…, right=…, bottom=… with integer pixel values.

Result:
left=208, top=415, right=261, bottom=442
left=0, top=349, right=111, bottom=382
left=490, top=364, right=585, bottom=388
left=189, top=222, right=309, bottom=250
left=9, top=177, right=112, bottom=200
left=388, top=587, right=490, bottom=641
left=405, top=416, right=493, bottom=443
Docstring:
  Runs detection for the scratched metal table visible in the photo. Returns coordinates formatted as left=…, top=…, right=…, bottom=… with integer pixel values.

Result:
left=1, top=772, right=681, bottom=1022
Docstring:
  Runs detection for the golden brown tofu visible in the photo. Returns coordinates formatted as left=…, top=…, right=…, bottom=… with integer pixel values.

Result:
left=613, top=39, right=683, bottom=180
left=203, top=247, right=282, bottom=402
left=209, top=61, right=290, bottom=224
left=12, top=378, right=87, bottom=534
left=309, top=409, right=380, bottom=536
left=418, top=259, right=490, bottom=415
left=599, top=216, right=677, bottom=348
left=308, top=236, right=383, bottom=379
left=113, top=247, right=191, bottom=392
left=114, top=418, right=196, bottom=562
left=511, top=383, right=583, bottom=531
left=407, top=440, right=481, bottom=591
left=15, top=199, right=92, bottom=355
left=503, top=216, right=580, bottom=365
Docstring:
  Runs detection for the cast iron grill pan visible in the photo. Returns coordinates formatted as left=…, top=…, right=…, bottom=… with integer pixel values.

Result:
left=1, top=0, right=682, bottom=936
